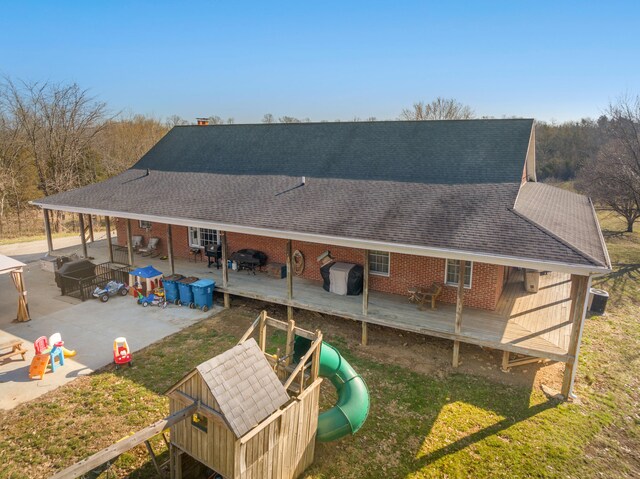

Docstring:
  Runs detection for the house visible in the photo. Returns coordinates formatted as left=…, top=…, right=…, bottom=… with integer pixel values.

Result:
left=32, top=119, right=611, bottom=398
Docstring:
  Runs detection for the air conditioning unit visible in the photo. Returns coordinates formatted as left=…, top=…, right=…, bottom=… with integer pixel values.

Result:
left=524, top=269, right=540, bottom=293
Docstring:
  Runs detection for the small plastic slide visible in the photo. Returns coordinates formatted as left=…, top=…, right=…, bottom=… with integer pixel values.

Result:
left=294, top=338, right=370, bottom=442
left=61, top=347, right=77, bottom=358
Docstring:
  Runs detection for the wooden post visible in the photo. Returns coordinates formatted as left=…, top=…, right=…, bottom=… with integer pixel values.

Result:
left=501, top=351, right=510, bottom=372
left=452, top=260, right=466, bottom=367
left=561, top=275, right=590, bottom=399
left=78, top=213, right=88, bottom=258
left=286, top=239, right=293, bottom=321
left=362, top=249, right=370, bottom=346
left=87, top=215, right=94, bottom=242
left=221, top=231, right=230, bottom=308
left=105, top=216, right=114, bottom=263
left=174, top=447, right=183, bottom=479
left=285, top=319, right=296, bottom=367
left=126, top=219, right=134, bottom=266
left=43, top=209, right=54, bottom=254
left=258, top=310, right=267, bottom=352
left=310, top=331, right=322, bottom=382
left=167, top=224, right=175, bottom=275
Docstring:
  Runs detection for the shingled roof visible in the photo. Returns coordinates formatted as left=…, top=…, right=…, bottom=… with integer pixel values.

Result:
left=194, top=338, right=289, bottom=438
left=514, top=182, right=610, bottom=268
left=32, top=119, right=610, bottom=273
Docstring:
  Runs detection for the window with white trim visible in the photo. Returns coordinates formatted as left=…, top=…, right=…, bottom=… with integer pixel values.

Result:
left=188, top=227, right=219, bottom=247
left=445, top=259, right=472, bottom=288
left=138, top=220, right=152, bottom=229
left=369, top=251, right=390, bottom=276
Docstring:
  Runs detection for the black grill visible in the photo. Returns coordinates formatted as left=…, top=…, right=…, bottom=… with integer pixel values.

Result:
left=205, top=244, right=222, bottom=268
left=230, top=249, right=267, bottom=274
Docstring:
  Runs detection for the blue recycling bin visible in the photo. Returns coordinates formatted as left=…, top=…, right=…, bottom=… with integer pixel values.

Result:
left=177, top=277, right=199, bottom=306
left=191, top=279, right=215, bottom=312
left=162, top=274, right=184, bottom=304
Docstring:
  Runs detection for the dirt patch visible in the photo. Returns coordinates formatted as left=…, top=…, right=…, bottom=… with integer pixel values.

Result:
left=214, top=295, right=564, bottom=392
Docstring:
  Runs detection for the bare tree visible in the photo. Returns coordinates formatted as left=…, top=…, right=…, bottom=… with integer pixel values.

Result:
left=400, top=97, right=474, bottom=120
left=262, top=113, right=274, bottom=124
left=0, top=111, right=26, bottom=234
left=93, top=114, right=168, bottom=177
left=605, top=94, right=640, bottom=174
left=577, top=139, right=640, bottom=232
left=166, top=114, right=188, bottom=127
left=278, top=116, right=301, bottom=123
left=1, top=79, right=109, bottom=230
left=576, top=95, right=640, bottom=232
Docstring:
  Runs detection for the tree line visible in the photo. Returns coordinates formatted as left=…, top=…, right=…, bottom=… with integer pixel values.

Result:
left=0, top=79, right=168, bottom=234
left=2, top=80, right=639, bottom=236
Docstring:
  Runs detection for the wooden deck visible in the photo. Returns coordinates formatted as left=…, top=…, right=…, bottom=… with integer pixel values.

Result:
left=198, top=266, right=573, bottom=362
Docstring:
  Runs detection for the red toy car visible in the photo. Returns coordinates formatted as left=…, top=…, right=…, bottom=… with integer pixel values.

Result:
left=113, top=337, right=132, bottom=368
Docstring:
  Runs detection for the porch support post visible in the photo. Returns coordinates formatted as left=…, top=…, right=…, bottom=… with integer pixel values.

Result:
left=167, top=224, right=175, bottom=275
left=78, top=213, right=88, bottom=258
left=105, top=216, right=114, bottom=263
left=286, top=239, right=293, bottom=320
left=43, top=209, right=54, bottom=254
left=221, top=231, right=230, bottom=308
left=126, top=219, right=134, bottom=266
left=501, top=351, right=510, bottom=372
left=452, top=260, right=465, bottom=367
left=362, top=249, right=370, bottom=346
left=87, top=215, right=94, bottom=242
left=561, top=274, right=591, bottom=399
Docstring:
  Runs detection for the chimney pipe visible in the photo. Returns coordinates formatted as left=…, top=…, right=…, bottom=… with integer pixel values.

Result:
left=196, top=118, right=209, bottom=126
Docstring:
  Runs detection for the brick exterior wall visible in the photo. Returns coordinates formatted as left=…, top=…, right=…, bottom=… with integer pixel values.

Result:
left=115, top=219, right=504, bottom=310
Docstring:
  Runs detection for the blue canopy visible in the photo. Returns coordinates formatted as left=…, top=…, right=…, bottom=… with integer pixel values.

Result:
left=129, top=265, right=163, bottom=278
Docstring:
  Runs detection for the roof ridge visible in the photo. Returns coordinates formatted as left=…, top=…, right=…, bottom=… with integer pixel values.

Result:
left=173, top=118, right=535, bottom=128
left=509, top=207, right=605, bottom=267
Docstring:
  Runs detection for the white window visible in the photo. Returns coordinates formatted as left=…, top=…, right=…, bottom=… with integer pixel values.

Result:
left=138, top=220, right=152, bottom=229
left=369, top=251, right=390, bottom=276
left=445, top=259, right=472, bottom=288
left=188, top=227, right=218, bottom=248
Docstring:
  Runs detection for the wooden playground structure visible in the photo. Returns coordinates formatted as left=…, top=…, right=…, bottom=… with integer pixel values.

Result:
left=51, top=312, right=324, bottom=479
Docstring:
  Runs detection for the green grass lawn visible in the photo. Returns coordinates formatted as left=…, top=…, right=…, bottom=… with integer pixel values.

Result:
left=0, top=212, right=638, bottom=478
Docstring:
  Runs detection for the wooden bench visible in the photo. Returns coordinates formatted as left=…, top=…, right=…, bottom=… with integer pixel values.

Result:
left=408, top=284, right=443, bottom=310
left=0, top=340, right=28, bottom=362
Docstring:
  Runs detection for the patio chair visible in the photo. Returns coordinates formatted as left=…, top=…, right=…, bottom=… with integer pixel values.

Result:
left=139, top=237, right=160, bottom=257
left=408, top=283, right=443, bottom=310
left=131, top=235, right=144, bottom=252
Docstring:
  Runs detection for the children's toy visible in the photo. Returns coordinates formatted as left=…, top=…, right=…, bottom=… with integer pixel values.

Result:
left=48, top=333, right=77, bottom=357
left=29, top=354, right=50, bottom=380
left=128, top=265, right=163, bottom=297
left=34, top=334, right=77, bottom=358
left=92, top=281, right=130, bottom=303
left=29, top=334, right=68, bottom=380
left=139, top=288, right=167, bottom=308
left=113, top=337, right=132, bottom=368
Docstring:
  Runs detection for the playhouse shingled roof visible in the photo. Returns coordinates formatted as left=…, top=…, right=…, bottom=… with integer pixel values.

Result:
left=195, top=338, right=289, bottom=438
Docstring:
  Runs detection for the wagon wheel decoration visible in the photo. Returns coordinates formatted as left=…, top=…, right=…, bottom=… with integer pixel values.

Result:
left=293, top=250, right=305, bottom=276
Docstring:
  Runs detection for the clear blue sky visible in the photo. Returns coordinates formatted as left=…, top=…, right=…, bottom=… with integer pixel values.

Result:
left=1, top=1, right=638, bottom=123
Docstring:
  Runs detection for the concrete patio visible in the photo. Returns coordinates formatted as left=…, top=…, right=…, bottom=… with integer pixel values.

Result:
left=0, top=238, right=215, bottom=410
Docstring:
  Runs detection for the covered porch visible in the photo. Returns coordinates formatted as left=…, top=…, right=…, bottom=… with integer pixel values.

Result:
left=192, top=263, right=574, bottom=363
left=38, top=213, right=590, bottom=398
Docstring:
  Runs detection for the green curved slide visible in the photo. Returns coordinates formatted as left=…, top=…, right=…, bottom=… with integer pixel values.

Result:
left=294, top=338, right=370, bottom=442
